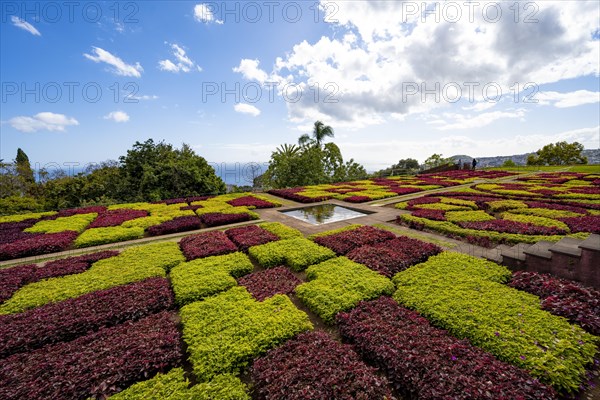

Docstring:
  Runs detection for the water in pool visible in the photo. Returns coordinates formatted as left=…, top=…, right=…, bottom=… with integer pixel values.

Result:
left=280, top=204, right=370, bottom=225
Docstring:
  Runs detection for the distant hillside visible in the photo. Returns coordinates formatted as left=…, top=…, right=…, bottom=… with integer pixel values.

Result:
left=450, top=149, right=600, bottom=167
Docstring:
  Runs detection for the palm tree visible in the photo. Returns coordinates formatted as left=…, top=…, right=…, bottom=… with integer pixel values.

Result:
left=298, top=121, right=334, bottom=148
left=275, top=143, right=300, bottom=157
left=312, top=121, right=334, bottom=147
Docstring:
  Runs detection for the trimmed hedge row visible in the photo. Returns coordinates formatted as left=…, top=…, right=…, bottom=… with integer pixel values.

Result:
left=225, top=225, right=279, bottom=251
left=74, top=226, right=145, bottom=248
left=0, top=277, right=173, bottom=358
left=110, top=368, right=249, bottom=400
left=258, top=222, right=303, bottom=239
left=180, top=287, right=312, bottom=381
left=509, top=271, right=600, bottom=336
left=252, top=330, right=393, bottom=399
left=346, top=236, right=441, bottom=277
left=170, top=252, right=253, bottom=305
left=179, top=231, right=238, bottom=261
left=296, top=257, right=395, bottom=324
left=393, top=252, right=598, bottom=393
left=238, top=266, right=302, bottom=301
left=337, top=297, right=557, bottom=399
left=24, top=213, right=98, bottom=234
left=0, top=250, right=118, bottom=302
left=0, top=242, right=184, bottom=314
left=0, top=231, right=78, bottom=261
left=0, top=311, right=182, bottom=400
left=312, top=225, right=395, bottom=255
left=248, top=238, right=336, bottom=271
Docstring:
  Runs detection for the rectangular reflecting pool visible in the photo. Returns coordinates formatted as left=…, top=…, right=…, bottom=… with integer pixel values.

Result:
left=280, top=204, right=371, bottom=225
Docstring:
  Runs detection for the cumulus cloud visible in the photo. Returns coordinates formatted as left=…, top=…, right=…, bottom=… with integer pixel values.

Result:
left=194, top=3, right=224, bottom=24
left=233, top=1, right=599, bottom=128
left=9, top=112, right=79, bottom=133
left=234, top=103, right=261, bottom=116
left=233, top=59, right=269, bottom=84
left=158, top=43, right=202, bottom=73
left=11, top=16, right=41, bottom=36
left=434, top=109, right=526, bottom=130
left=536, top=90, right=600, bottom=108
left=83, top=47, right=143, bottom=77
left=103, top=111, right=130, bottom=122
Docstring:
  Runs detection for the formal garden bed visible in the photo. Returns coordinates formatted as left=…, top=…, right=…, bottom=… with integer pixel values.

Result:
left=0, top=221, right=597, bottom=399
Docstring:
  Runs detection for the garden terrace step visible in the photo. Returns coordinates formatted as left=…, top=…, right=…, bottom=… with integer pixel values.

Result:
left=576, top=234, right=600, bottom=290
left=550, top=237, right=583, bottom=257
left=523, top=241, right=554, bottom=260
left=500, top=243, right=528, bottom=269
left=483, top=244, right=511, bottom=263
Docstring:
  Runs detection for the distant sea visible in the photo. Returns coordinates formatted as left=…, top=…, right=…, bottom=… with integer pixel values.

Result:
left=32, top=162, right=269, bottom=187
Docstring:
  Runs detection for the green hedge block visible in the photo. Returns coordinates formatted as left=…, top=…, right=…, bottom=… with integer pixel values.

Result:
left=170, top=252, right=253, bottom=305
left=510, top=208, right=584, bottom=218
left=393, top=252, right=598, bottom=394
left=180, top=287, right=313, bottom=381
left=0, top=211, right=57, bottom=223
left=258, top=222, right=303, bottom=239
left=501, top=212, right=570, bottom=231
left=415, top=203, right=472, bottom=211
left=445, top=210, right=496, bottom=223
left=25, top=213, right=98, bottom=234
left=121, top=216, right=172, bottom=229
left=307, top=224, right=362, bottom=239
left=296, top=257, right=395, bottom=324
left=248, top=238, right=335, bottom=271
left=486, top=200, right=528, bottom=212
left=110, top=368, right=250, bottom=400
left=0, top=242, right=184, bottom=314
left=74, top=226, right=145, bottom=248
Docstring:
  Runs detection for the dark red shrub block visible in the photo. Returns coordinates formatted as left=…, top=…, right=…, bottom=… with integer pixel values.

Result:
left=411, top=208, right=446, bottom=221
left=252, top=331, right=393, bottom=400
left=0, top=264, right=37, bottom=303
left=509, top=271, right=600, bottom=335
left=88, top=209, right=148, bottom=228
left=225, top=225, right=279, bottom=251
left=0, top=311, right=182, bottom=400
left=0, top=277, right=174, bottom=358
left=313, top=225, right=395, bottom=255
left=343, top=195, right=372, bottom=203
left=0, top=231, right=78, bottom=261
left=199, top=212, right=252, bottom=227
left=238, top=266, right=301, bottom=301
left=36, top=250, right=119, bottom=281
left=227, top=196, right=276, bottom=208
left=460, top=220, right=567, bottom=235
left=146, top=216, right=201, bottom=236
left=390, top=186, right=422, bottom=195
left=558, top=216, right=600, bottom=234
left=179, top=230, right=238, bottom=261
left=54, top=206, right=107, bottom=218
left=337, top=297, right=556, bottom=400
left=347, top=237, right=441, bottom=277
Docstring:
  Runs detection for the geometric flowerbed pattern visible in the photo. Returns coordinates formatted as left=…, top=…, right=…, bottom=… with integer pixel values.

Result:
left=397, top=171, right=600, bottom=245
left=0, top=219, right=598, bottom=398
left=269, top=170, right=515, bottom=203
left=0, top=193, right=280, bottom=261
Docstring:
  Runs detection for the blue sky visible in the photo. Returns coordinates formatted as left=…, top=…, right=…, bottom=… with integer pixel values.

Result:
left=1, top=1, right=599, bottom=182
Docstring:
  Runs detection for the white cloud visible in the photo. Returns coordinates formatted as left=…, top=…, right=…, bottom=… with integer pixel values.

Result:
left=234, top=1, right=599, bottom=128
left=83, top=47, right=143, bottom=77
left=233, top=59, right=269, bottom=84
left=125, top=94, right=159, bottom=101
left=158, top=43, right=202, bottom=73
left=234, top=103, right=261, bottom=116
left=9, top=112, right=79, bottom=133
left=536, top=90, right=600, bottom=108
left=435, top=109, right=526, bottom=130
left=194, top=3, right=224, bottom=24
left=103, top=111, right=130, bottom=122
left=11, top=16, right=41, bottom=36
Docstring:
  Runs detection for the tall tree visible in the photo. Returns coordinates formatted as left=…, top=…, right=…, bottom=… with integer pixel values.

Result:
left=15, top=148, right=35, bottom=193
left=527, top=141, right=588, bottom=166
